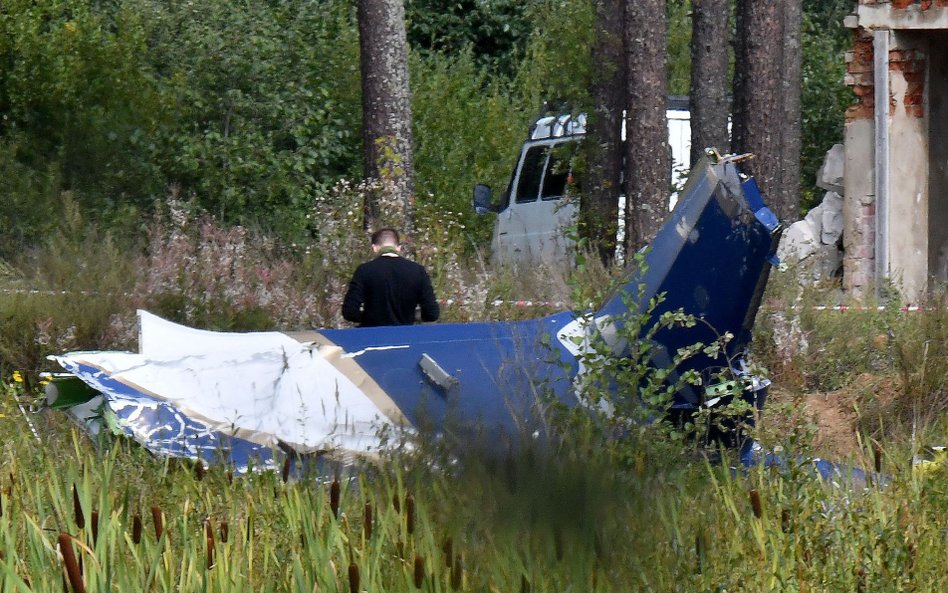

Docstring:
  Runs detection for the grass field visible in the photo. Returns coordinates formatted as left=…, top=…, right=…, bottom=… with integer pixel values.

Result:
left=2, top=215, right=948, bottom=591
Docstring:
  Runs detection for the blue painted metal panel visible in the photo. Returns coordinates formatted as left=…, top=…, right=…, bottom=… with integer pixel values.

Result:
left=50, top=156, right=782, bottom=469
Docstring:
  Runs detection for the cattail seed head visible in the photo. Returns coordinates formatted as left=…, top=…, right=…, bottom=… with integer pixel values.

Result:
left=151, top=506, right=163, bottom=541
left=227, top=470, right=233, bottom=485
left=204, top=518, right=214, bottom=541
left=194, top=460, right=205, bottom=481
left=405, top=494, right=415, bottom=535
left=90, top=511, right=99, bottom=546
left=392, top=493, right=401, bottom=513
left=363, top=503, right=373, bottom=540
left=749, top=489, right=763, bottom=519
left=58, top=533, right=85, bottom=593
left=206, top=534, right=215, bottom=569
left=443, top=537, right=453, bottom=567
left=348, top=563, right=360, bottom=593
left=220, top=520, right=229, bottom=543
left=873, top=442, right=883, bottom=474
left=282, top=458, right=291, bottom=484
left=132, top=512, right=142, bottom=544
left=330, top=479, right=340, bottom=519
left=413, top=554, right=425, bottom=588
left=72, top=484, right=84, bottom=530
left=695, top=531, right=704, bottom=574
left=450, top=554, right=462, bottom=590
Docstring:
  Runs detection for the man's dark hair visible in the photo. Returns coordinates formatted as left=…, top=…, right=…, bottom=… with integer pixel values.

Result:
left=371, top=228, right=400, bottom=246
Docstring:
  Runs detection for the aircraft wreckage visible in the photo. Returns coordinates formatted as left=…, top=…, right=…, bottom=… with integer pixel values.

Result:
left=47, top=155, right=782, bottom=472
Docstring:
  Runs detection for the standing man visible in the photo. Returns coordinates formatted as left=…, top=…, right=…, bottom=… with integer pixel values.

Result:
left=342, top=228, right=440, bottom=327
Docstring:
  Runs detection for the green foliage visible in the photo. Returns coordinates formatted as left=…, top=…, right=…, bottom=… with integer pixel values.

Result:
left=667, top=0, right=693, bottom=96
left=411, top=51, right=529, bottom=241
left=406, top=0, right=535, bottom=77
left=800, top=1, right=853, bottom=211
left=139, top=0, right=362, bottom=233
left=0, top=0, right=165, bottom=226
left=512, top=0, right=595, bottom=112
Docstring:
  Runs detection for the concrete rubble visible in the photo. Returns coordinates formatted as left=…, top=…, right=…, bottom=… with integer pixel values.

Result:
left=777, top=144, right=845, bottom=283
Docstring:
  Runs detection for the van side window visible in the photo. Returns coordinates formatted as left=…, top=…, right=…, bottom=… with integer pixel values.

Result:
left=515, top=146, right=545, bottom=203
left=541, top=142, right=575, bottom=200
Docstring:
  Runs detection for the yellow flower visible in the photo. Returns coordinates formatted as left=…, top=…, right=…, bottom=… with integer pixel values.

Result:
left=12, top=371, right=23, bottom=383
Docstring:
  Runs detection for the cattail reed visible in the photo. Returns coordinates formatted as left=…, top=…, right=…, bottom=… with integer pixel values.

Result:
left=206, top=534, right=215, bottom=569
left=151, top=505, right=163, bottom=541
left=873, top=442, right=883, bottom=474
left=330, top=479, right=340, bottom=519
left=204, top=517, right=214, bottom=541
left=72, top=484, right=84, bottom=530
left=749, top=489, right=763, bottom=519
left=695, top=531, right=705, bottom=574
left=348, top=563, right=360, bottom=593
left=58, top=533, right=85, bottom=593
left=220, top=520, right=229, bottom=543
left=227, top=469, right=233, bottom=484
left=194, top=460, right=205, bottom=481
left=443, top=537, right=453, bottom=567
left=392, top=493, right=401, bottom=513
left=132, top=512, right=142, bottom=544
left=553, top=526, right=563, bottom=561
left=282, top=457, right=291, bottom=484
left=413, top=554, right=425, bottom=588
left=90, top=511, right=99, bottom=546
left=363, top=503, right=373, bottom=540
left=405, top=494, right=415, bottom=535
left=450, top=554, right=462, bottom=590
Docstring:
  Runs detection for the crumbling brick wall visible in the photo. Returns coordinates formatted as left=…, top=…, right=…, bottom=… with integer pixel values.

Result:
left=843, top=7, right=931, bottom=295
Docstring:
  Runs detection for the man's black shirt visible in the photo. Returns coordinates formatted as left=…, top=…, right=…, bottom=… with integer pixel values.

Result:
left=342, top=254, right=440, bottom=327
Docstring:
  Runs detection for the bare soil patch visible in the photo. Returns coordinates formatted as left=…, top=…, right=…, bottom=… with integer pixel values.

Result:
left=764, top=373, right=901, bottom=461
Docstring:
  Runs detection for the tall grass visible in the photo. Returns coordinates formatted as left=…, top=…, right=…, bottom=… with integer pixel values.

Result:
left=2, top=183, right=948, bottom=590
left=1, top=383, right=948, bottom=590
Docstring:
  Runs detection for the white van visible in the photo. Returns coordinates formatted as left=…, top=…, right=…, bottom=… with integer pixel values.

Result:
left=474, top=100, right=691, bottom=267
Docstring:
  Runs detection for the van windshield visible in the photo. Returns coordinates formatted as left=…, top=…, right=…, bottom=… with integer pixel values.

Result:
left=515, top=146, right=545, bottom=203
left=541, top=142, right=576, bottom=200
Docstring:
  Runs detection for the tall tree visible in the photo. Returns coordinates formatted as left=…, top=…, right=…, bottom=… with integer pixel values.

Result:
left=624, top=0, right=669, bottom=252
left=358, top=0, right=416, bottom=234
left=732, top=0, right=802, bottom=223
left=581, top=0, right=626, bottom=264
left=689, top=0, right=730, bottom=164
left=778, top=0, right=803, bottom=220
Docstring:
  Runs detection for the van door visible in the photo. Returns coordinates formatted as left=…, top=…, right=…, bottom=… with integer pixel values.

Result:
left=493, top=140, right=578, bottom=266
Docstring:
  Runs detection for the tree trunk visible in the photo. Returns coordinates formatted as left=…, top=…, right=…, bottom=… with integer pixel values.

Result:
left=624, top=0, right=669, bottom=253
left=689, top=0, right=730, bottom=164
left=358, top=0, right=416, bottom=235
left=778, top=0, right=802, bottom=222
left=732, top=0, right=801, bottom=223
left=581, top=0, right=626, bottom=265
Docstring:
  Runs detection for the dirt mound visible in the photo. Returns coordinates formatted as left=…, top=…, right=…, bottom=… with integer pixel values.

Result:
left=764, top=373, right=901, bottom=461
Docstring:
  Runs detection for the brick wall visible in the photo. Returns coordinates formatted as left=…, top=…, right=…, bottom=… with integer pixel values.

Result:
left=845, top=33, right=927, bottom=121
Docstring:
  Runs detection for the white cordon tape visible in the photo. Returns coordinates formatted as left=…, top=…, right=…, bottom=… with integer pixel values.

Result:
left=809, top=305, right=927, bottom=312
left=0, top=288, right=928, bottom=312
left=440, top=299, right=565, bottom=309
